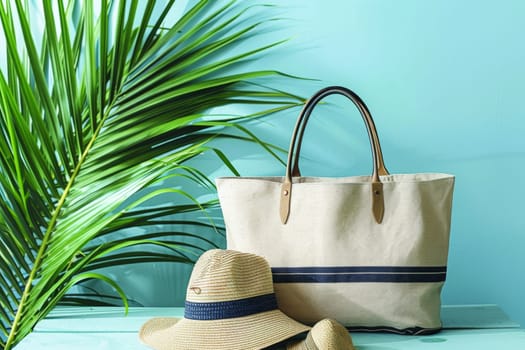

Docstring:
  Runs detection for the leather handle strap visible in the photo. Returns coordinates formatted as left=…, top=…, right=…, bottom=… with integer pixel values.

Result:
left=289, top=86, right=389, bottom=179
left=280, top=86, right=389, bottom=225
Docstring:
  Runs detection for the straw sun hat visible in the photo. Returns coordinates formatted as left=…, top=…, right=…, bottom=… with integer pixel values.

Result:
left=287, top=319, right=355, bottom=350
left=139, top=249, right=311, bottom=350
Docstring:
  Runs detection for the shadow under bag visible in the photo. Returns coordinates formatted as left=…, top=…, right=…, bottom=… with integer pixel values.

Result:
left=216, top=86, right=455, bottom=335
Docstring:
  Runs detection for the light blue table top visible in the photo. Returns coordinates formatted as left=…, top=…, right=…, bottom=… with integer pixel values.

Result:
left=14, top=305, right=525, bottom=349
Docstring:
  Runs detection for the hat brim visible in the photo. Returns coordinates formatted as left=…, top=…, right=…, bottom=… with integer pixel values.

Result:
left=286, top=331, right=317, bottom=350
left=286, top=318, right=355, bottom=350
left=139, top=309, right=310, bottom=350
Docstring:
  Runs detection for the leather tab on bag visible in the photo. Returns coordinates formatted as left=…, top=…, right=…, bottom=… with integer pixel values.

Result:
left=280, top=182, right=292, bottom=224
left=371, top=182, right=384, bottom=224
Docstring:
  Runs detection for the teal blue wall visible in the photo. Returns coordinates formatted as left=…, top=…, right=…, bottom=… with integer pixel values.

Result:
left=105, top=0, right=525, bottom=326
left=207, top=0, right=525, bottom=326
left=18, top=0, right=523, bottom=327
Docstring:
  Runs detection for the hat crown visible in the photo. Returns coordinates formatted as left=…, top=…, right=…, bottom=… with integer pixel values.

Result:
left=186, top=249, right=274, bottom=303
left=140, top=249, right=311, bottom=350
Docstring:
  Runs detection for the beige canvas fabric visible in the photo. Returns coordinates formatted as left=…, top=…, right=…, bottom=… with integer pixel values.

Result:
left=216, top=86, right=454, bottom=334
left=217, top=173, right=454, bottom=332
left=139, top=249, right=310, bottom=350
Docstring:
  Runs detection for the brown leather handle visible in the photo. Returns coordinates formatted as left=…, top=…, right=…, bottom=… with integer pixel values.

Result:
left=280, top=86, right=389, bottom=225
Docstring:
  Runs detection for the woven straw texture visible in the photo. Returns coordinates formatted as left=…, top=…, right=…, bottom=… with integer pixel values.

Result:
left=287, top=319, right=355, bottom=350
left=185, top=248, right=274, bottom=303
left=139, top=249, right=310, bottom=350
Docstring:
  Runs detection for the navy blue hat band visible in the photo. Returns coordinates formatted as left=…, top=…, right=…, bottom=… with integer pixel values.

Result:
left=184, top=293, right=278, bottom=321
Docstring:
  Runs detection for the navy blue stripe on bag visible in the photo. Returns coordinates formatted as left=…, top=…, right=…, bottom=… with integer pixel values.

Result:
left=271, top=266, right=447, bottom=283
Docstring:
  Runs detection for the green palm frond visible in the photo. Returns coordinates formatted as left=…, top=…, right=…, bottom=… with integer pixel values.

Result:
left=0, top=0, right=304, bottom=348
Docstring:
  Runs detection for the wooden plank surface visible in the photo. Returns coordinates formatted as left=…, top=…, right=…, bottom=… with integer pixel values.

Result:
left=14, top=305, right=525, bottom=350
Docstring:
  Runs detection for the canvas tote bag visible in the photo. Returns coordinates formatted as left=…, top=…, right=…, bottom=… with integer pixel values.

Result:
left=216, top=86, right=454, bottom=335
